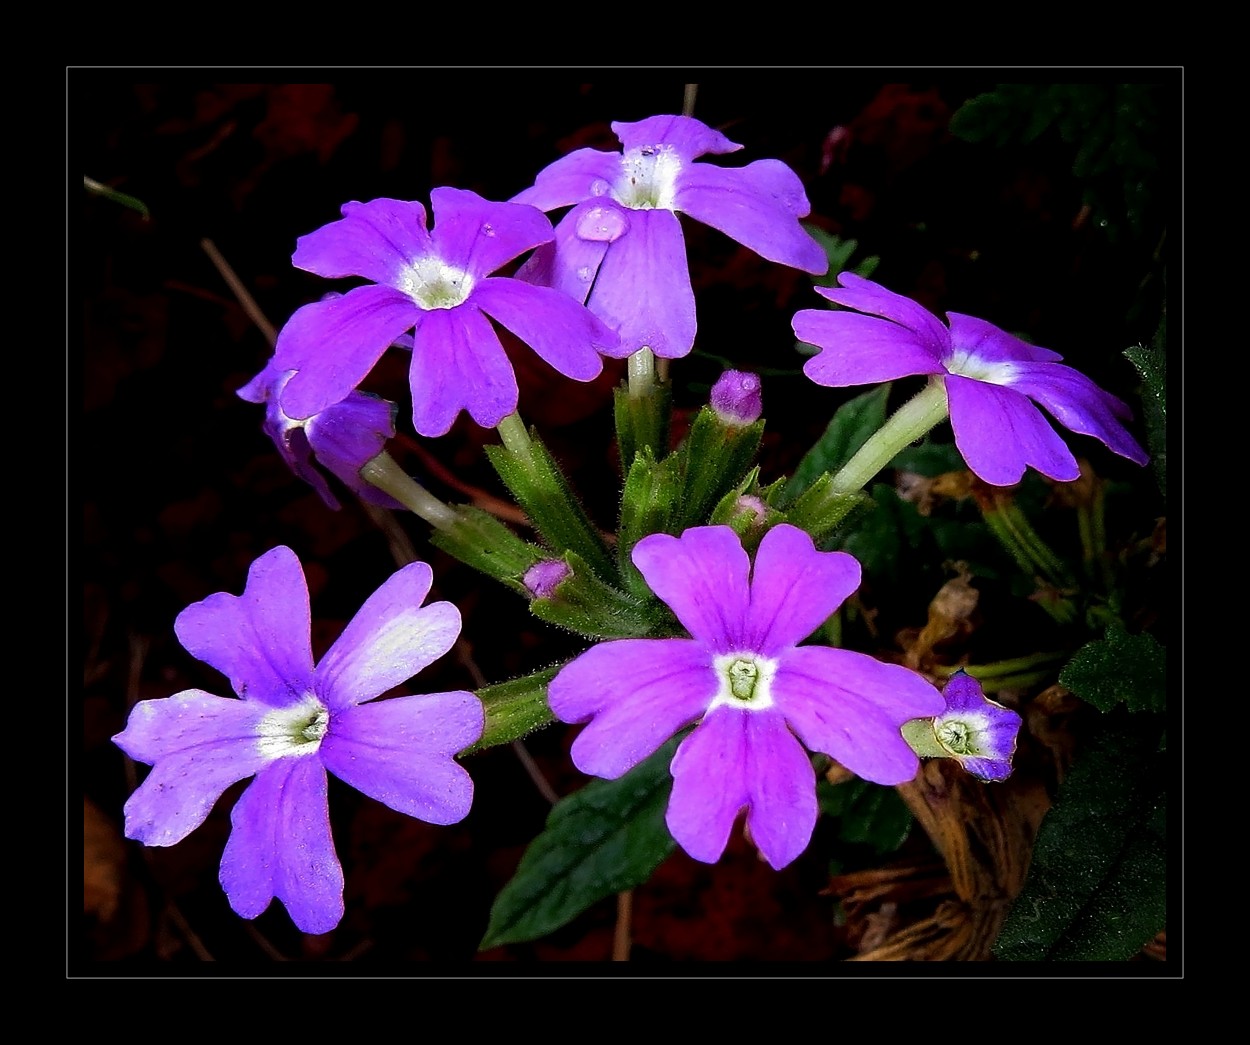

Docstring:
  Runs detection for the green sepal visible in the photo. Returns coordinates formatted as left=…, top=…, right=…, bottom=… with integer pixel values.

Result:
left=783, top=472, right=871, bottom=541
left=707, top=468, right=785, bottom=555
left=614, top=380, right=672, bottom=470
left=479, top=737, right=680, bottom=950
left=428, top=505, right=546, bottom=595
left=672, top=406, right=765, bottom=533
left=530, top=550, right=674, bottom=640
left=463, top=666, right=560, bottom=755
left=616, top=447, right=683, bottom=598
left=485, top=429, right=616, bottom=582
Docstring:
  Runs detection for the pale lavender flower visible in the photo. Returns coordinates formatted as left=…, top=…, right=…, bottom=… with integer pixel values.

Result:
left=513, top=115, right=827, bottom=359
left=113, top=546, right=482, bottom=934
left=271, top=188, right=621, bottom=438
left=709, top=369, right=763, bottom=425
left=237, top=359, right=402, bottom=511
left=548, top=524, right=944, bottom=869
left=793, top=272, right=1149, bottom=485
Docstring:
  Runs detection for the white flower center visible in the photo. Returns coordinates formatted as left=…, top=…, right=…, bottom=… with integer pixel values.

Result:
left=256, top=694, right=330, bottom=758
left=944, top=348, right=1018, bottom=386
left=399, top=256, right=475, bottom=310
left=708, top=652, right=778, bottom=712
left=934, top=712, right=990, bottom=757
left=612, top=145, right=681, bottom=211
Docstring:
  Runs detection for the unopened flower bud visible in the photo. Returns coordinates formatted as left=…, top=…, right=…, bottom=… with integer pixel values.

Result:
left=523, top=559, right=571, bottom=599
left=710, top=370, right=762, bottom=425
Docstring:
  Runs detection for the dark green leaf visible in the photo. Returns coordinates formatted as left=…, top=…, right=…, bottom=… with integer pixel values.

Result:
left=479, top=738, right=679, bottom=950
left=994, top=712, right=1166, bottom=960
left=817, top=779, right=912, bottom=855
left=1125, top=315, right=1167, bottom=499
left=1060, top=623, right=1166, bottom=713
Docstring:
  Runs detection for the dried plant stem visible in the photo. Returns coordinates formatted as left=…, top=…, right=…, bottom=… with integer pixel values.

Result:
left=200, top=238, right=278, bottom=346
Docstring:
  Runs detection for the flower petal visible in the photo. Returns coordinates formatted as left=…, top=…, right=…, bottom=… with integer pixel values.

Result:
left=174, top=546, right=314, bottom=707
left=550, top=638, right=714, bottom=778
left=947, top=312, right=1064, bottom=364
left=745, top=524, right=860, bottom=655
left=512, top=148, right=624, bottom=211
left=675, top=158, right=826, bottom=273
left=589, top=208, right=696, bottom=358
left=306, top=391, right=403, bottom=509
left=775, top=646, right=943, bottom=784
left=946, top=374, right=1080, bottom=484
left=293, top=198, right=433, bottom=287
left=1002, top=361, right=1149, bottom=467
left=276, top=284, right=420, bottom=420
left=817, top=273, right=952, bottom=350
left=115, top=689, right=274, bottom=846
left=408, top=303, right=519, bottom=436
left=742, top=710, right=819, bottom=870
left=320, top=691, right=482, bottom=824
left=429, top=187, right=553, bottom=279
left=474, top=277, right=620, bottom=379
left=631, top=527, right=750, bottom=650
left=612, top=115, right=742, bottom=160
left=797, top=309, right=946, bottom=386
left=513, top=204, right=613, bottom=305
left=666, top=706, right=751, bottom=863
left=315, top=560, right=460, bottom=708
left=218, top=756, right=344, bottom=935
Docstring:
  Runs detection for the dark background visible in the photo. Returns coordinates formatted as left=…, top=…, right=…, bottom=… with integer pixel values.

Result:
left=75, top=73, right=1177, bottom=965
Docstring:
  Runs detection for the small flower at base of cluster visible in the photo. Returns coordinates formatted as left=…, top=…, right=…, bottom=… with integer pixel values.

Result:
left=900, top=669, right=1022, bottom=782
left=709, top=370, right=763, bottom=426
left=523, top=558, right=571, bottom=599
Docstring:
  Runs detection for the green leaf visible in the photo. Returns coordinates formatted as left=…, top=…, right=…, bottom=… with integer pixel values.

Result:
left=1125, top=315, right=1167, bottom=499
left=1060, top=623, right=1166, bottom=713
left=994, top=712, right=1166, bottom=961
left=783, top=384, right=891, bottom=503
left=479, top=738, right=679, bottom=950
left=817, top=779, right=912, bottom=855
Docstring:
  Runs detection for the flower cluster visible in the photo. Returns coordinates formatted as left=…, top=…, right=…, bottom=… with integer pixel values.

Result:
left=116, top=108, right=1150, bottom=941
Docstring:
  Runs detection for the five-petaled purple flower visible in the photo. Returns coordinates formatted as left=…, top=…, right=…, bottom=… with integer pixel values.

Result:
left=237, top=359, right=403, bottom=512
left=513, top=115, right=827, bottom=359
left=548, top=524, right=944, bottom=869
left=271, top=188, right=622, bottom=438
left=793, top=273, right=1150, bottom=486
left=902, top=670, right=1022, bottom=781
left=113, top=546, right=483, bottom=934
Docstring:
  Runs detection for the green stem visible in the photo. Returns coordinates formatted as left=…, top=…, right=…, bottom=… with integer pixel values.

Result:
left=496, top=411, right=533, bottom=456
left=360, top=452, right=458, bottom=531
left=828, top=379, right=950, bottom=496
left=628, top=348, right=656, bottom=399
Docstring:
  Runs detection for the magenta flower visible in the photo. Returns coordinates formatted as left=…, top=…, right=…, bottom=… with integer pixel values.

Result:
left=271, top=188, right=622, bottom=438
left=709, top=369, right=763, bottom=425
left=237, top=359, right=402, bottom=512
left=548, top=524, right=944, bottom=869
left=113, top=546, right=482, bottom=934
left=793, top=272, right=1150, bottom=485
left=513, top=115, right=827, bottom=359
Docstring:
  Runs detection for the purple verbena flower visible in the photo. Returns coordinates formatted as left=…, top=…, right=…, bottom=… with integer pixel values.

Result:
left=709, top=369, right=763, bottom=425
left=513, top=115, right=827, bottom=359
left=271, top=188, right=622, bottom=438
left=237, top=359, right=403, bottom=511
left=902, top=670, right=1022, bottom=781
left=793, top=272, right=1150, bottom=486
left=548, top=524, right=944, bottom=869
left=112, top=546, right=482, bottom=934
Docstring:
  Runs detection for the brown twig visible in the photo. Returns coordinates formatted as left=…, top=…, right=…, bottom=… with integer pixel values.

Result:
left=200, top=237, right=278, bottom=347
